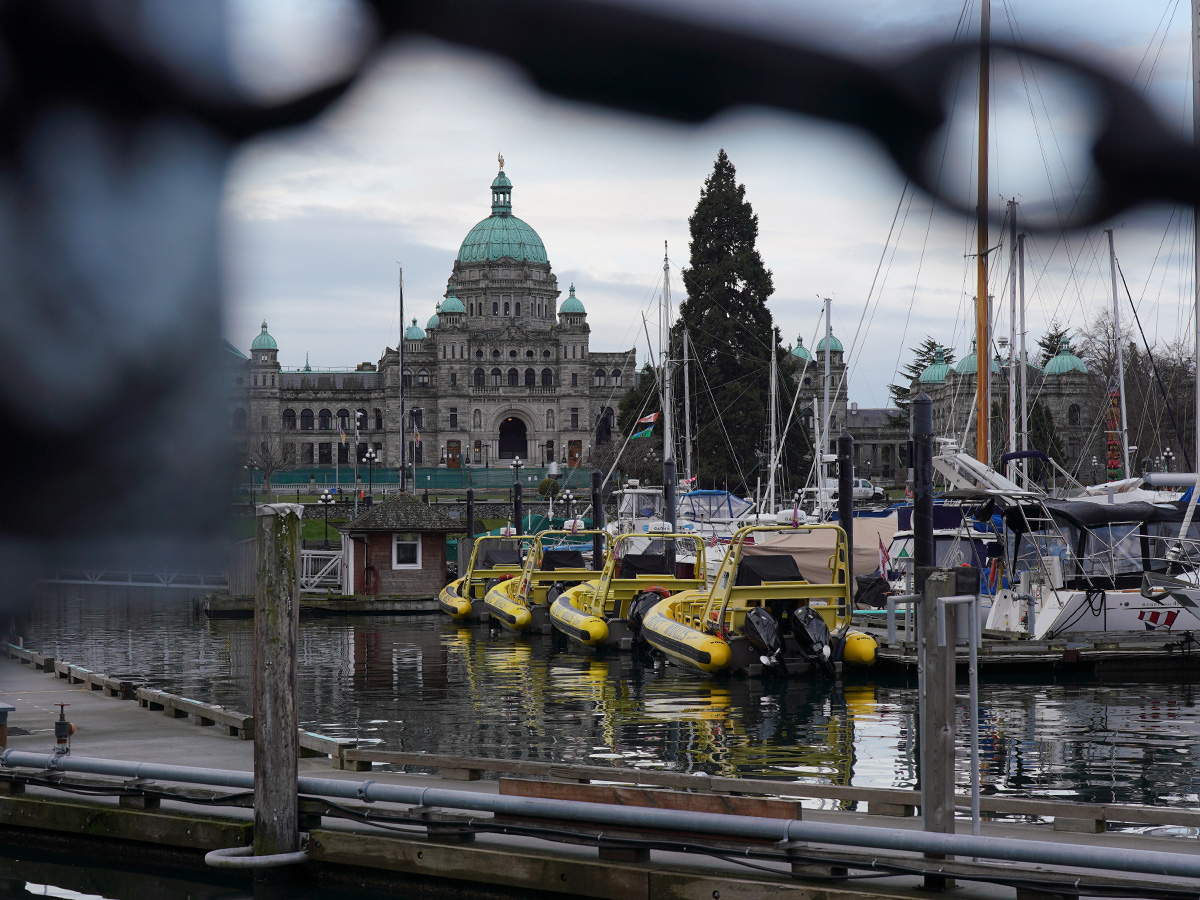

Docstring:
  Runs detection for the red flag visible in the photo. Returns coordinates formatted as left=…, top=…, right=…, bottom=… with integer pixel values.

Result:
left=637, top=412, right=660, bottom=425
left=878, top=535, right=891, bottom=577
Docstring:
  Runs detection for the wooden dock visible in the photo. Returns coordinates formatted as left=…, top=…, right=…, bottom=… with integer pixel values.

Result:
left=201, top=592, right=439, bottom=618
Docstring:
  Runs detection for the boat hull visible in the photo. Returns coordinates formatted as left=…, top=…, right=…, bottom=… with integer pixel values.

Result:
left=641, top=603, right=732, bottom=675
left=550, top=594, right=610, bottom=648
left=483, top=578, right=533, bottom=633
left=437, top=579, right=473, bottom=620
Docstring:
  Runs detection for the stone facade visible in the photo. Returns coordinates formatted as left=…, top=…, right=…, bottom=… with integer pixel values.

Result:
left=231, top=166, right=636, bottom=477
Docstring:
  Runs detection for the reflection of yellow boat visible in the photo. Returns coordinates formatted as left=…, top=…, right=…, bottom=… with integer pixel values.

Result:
left=642, top=524, right=877, bottom=677
left=484, top=531, right=607, bottom=634
left=437, top=535, right=533, bottom=620
left=550, top=532, right=707, bottom=651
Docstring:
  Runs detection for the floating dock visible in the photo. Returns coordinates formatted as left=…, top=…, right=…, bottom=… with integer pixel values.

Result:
left=4, top=642, right=1200, bottom=899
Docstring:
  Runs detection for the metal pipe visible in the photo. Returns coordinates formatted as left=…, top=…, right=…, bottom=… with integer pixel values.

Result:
left=886, top=594, right=920, bottom=645
left=591, top=469, right=604, bottom=569
left=7, top=750, right=1200, bottom=878
left=912, top=393, right=934, bottom=583
left=837, top=431, right=854, bottom=612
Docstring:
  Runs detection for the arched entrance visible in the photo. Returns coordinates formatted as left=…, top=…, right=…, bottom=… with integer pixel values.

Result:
left=498, top=416, right=528, bottom=460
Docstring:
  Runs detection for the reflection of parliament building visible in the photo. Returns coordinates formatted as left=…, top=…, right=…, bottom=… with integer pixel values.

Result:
left=229, top=164, right=636, bottom=472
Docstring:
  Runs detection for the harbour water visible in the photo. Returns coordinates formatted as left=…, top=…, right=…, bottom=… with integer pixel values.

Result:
left=13, top=584, right=1200, bottom=812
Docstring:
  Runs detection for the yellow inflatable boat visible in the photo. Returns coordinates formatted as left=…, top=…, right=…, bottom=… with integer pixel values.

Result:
left=483, top=530, right=607, bottom=634
left=641, top=523, right=877, bottom=677
left=437, top=535, right=532, bottom=621
left=550, top=532, right=707, bottom=651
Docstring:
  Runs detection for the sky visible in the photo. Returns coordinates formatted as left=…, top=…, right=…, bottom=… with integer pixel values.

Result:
left=220, top=0, right=1198, bottom=409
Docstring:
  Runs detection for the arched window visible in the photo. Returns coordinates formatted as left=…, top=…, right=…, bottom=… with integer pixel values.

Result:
left=374, top=408, right=383, bottom=430
left=337, top=409, right=350, bottom=432
left=492, top=349, right=500, bottom=359
left=232, top=408, right=246, bottom=432
left=473, top=409, right=482, bottom=429
left=1068, top=404, right=1081, bottom=426
left=541, top=368, right=553, bottom=387
left=524, top=368, right=536, bottom=387
left=469, top=302, right=474, bottom=316
left=542, top=349, right=551, bottom=358
left=507, top=368, right=519, bottom=387
left=515, top=302, right=521, bottom=317
left=611, top=368, right=622, bottom=386
left=491, top=367, right=502, bottom=386
left=319, top=409, right=333, bottom=430
left=474, top=367, right=485, bottom=387
left=504, top=302, right=510, bottom=315
left=402, top=368, right=413, bottom=389
left=261, top=414, right=268, bottom=430
left=526, top=349, right=534, bottom=358
left=509, top=349, right=517, bottom=358
left=300, top=409, right=314, bottom=431
left=546, top=409, right=555, bottom=429
left=475, top=348, right=483, bottom=358
left=356, top=409, right=368, bottom=431
left=418, top=369, right=429, bottom=387
left=282, top=409, right=297, bottom=430
left=492, top=301, right=498, bottom=315
left=594, top=368, right=606, bottom=387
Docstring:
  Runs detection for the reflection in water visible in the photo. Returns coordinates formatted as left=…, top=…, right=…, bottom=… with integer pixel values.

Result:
left=14, top=585, right=1200, bottom=806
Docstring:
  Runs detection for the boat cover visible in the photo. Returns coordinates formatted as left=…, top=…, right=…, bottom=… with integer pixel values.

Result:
left=1004, top=499, right=1189, bottom=534
left=479, top=547, right=523, bottom=568
left=618, top=553, right=672, bottom=578
left=735, top=554, right=805, bottom=586
left=541, top=549, right=586, bottom=571
left=747, top=517, right=897, bottom=582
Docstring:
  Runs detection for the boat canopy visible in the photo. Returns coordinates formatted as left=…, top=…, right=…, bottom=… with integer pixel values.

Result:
left=678, top=490, right=754, bottom=521
left=1004, top=499, right=1188, bottom=534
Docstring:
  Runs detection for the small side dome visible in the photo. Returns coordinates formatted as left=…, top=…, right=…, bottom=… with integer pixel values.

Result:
left=816, top=332, right=842, bottom=353
left=955, top=340, right=1001, bottom=376
left=251, top=320, right=277, bottom=351
left=1043, top=337, right=1088, bottom=375
left=404, top=317, right=426, bottom=341
left=791, top=336, right=812, bottom=361
left=427, top=303, right=441, bottom=330
left=560, top=284, right=586, bottom=314
left=918, top=347, right=950, bottom=384
left=440, top=285, right=466, bottom=314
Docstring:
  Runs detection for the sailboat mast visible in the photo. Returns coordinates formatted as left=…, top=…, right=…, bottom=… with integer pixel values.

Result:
left=1019, top=233, right=1028, bottom=458
left=683, top=329, right=693, bottom=486
left=975, top=0, right=991, bottom=465
left=1193, top=0, right=1200, bottom=475
left=823, top=298, right=832, bottom=479
left=1107, top=229, right=1131, bottom=477
left=1007, top=199, right=1017, bottom=478
left=399, top=265, right=407, bottom=494
left=767, top=336, right=777, bottom=512
left=662, top=242, right=676, bottom=530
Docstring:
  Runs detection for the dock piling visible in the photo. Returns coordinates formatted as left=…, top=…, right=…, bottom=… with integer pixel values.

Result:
left=919, top=568, right=958, bottom=891
left=837, top=431, right=854, bottom=611
left=254, top=503, right=303, bottom=860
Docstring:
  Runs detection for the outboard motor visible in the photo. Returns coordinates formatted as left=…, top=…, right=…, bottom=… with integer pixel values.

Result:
left=791, top=606, right=836, bottom=678
left=744, top=607, right=787, bottom=676
left=628, top=589, right=668, bottom=639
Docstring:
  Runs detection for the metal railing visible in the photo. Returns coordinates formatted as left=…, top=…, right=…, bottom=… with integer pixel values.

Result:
left=300, top=551, right=342, bottom=594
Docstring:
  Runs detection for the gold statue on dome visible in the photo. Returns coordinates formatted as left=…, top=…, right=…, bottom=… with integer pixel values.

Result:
left=498, top=152, right=504, bottom=169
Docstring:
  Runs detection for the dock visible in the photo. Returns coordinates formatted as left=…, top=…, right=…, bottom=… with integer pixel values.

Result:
left=200, top=592, right=439, bottom=618
left=4, top=641, right=1200, bottom=899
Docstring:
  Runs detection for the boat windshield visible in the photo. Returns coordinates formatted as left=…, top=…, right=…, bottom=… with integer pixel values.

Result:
left=1079, top=524, right=1143, bottom=578
left=619, top=491, right=664, bottom=519
left=1147, top=521, right=1200, bottom=570
left=1009, top=530, right=1075, bottom=580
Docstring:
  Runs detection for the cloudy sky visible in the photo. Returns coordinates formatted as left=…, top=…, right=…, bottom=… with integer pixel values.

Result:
left=221, top=0, right=1197, bottom=408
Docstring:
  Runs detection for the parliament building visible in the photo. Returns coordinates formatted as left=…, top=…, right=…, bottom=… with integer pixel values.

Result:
left=230, top=164, right=637, bottom=476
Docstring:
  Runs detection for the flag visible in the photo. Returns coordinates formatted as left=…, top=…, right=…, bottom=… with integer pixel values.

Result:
left=338, top=426, right=346, bottom=445
left=878, top=535, right=891, bottom=577
left=637, top=412, right=660, bottom=424
left=791, top=495, right=800, bottom=527
left=631, top=426, right=653, bottom=439
left=414, top=427, right=422, bottom=445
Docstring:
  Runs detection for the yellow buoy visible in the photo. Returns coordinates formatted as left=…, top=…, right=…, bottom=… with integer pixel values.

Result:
left=841, top=630, right=878, bottom=667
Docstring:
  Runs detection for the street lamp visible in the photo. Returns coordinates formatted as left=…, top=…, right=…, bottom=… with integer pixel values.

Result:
left=364, top=446, right=378, bottom=497
left=244, top=464, right=257, bottom=509
left=562, top=489, right=576, bottom=531
left=1091, top=455, right=1098, bottom=484
left=1164, top=447, right=1175, bottom=473
left=319, top=490, right=334, bottom=549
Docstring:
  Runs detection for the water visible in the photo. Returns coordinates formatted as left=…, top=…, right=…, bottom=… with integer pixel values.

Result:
left=12, top=585, right=1200, bottom=809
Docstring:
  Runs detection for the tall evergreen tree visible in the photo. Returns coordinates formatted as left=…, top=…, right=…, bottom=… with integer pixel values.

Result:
left=887, top=337, right=956, bottom=427
left=1037, top=321, right=1070, bottom=367
left=677, top=150, right=775, bottom=489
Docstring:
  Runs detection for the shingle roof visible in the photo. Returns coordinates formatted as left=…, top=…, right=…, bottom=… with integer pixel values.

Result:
left=345, top=492, right=462, bottom=533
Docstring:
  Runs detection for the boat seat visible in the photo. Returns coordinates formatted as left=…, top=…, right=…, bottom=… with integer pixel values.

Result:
left=541, top=549, right=586, bottom=571
left=735, top=554, right=805, bottom=586
left=618, top=553, right=672, bottom=578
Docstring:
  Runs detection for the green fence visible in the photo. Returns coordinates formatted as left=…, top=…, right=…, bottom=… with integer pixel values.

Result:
left=241, top=466, right=599, bottom=493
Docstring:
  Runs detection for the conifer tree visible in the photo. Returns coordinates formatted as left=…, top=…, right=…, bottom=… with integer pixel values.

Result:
left=677, top=150, right=775, bottom=488
left=1037, top=322, right=1070, bottom=367
left=887, top=337, right=956, bottom=427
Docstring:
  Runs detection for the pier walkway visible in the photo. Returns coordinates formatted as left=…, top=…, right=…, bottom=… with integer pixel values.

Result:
left=3, top=648, right=1200, bottom=899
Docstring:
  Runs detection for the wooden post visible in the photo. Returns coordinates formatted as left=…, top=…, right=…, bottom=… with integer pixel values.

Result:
left=254, top=503, right=302, bottom=858
left=837, top=431, right=854, bottom=613
left=919, top=568, right=957, bottom=891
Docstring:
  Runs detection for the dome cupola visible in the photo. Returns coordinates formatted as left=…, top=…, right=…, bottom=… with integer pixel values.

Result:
left=560, top=283, right=586, bottom=314
left=457, top=162, right=549, bottom=264
left=440, top=284, right=466, bottom=314
left=918, top=347, right=950, bottom=384
left=791, top=336, right=812, bottom=361
left=1043, top=337, right=1088, bottom=375
left=251, top=320, right=277, bottom=351
left=404, top=317, right=426, bottom=341
left=427, top=303, right=441, bottom=331
left=955, top=340, right=1001, bottom=376
left=816, top=332, right=843, bottom=353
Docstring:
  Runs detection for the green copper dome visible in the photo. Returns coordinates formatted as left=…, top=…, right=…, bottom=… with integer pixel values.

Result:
left=1044, top=337, right=1088, bottom=375
left=955, top=340, right=1001, bottom=376
left=404, top=317, right=426, bottom=341
left=560, top=284, right=585, bottom=314
left=918, top=347, right=950, bottom=384
left=251, top=320, right=277, bottom=351
left=817, top=333, right=842, bottom=353
left=791, top=336, right=812, bottom=361
left=427, top=304, right=440, bottom=330
left=457, top=168, right=549, bottom=264
left=440, top=285, right=466, bottom=314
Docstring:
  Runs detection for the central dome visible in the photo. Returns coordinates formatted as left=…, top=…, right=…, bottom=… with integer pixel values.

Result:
left=457, top=168, right=549, bottom=264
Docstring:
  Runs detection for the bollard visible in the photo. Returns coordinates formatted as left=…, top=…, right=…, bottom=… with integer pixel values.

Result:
left=837, top=431, right=854, bottom=613
left=591, top=470, right=604, bottom=570
left=514, top=481, right=523, bottom=535
left=912, top=393, right=934, bottom=592
left=466, top=488, right=476, bottom=540
left=254, top=503, right=302, bottom=860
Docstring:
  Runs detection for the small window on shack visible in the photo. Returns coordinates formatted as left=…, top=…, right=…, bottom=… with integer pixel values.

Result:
left=393, top=533, right=422, bottom=569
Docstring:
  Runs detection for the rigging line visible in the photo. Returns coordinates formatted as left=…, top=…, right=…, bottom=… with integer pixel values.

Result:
left=1117, top=257, right=1192, bottom=471
left=690, top=351, right=751, bottom=491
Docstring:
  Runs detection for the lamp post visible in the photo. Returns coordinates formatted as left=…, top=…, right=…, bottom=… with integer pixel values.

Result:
left=1165, top=447, right=1175, bottom=473
left=364, top=446, right=377, bottom=498
left=245, top=464, right=257, bottom=509
left=1091, top=455, right=1098, bottom=485
left=511, top=456, right=524, bottom=534
left=562, top=489, right=576, bottom=532
left=319, top=490, right=334, bottom=550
